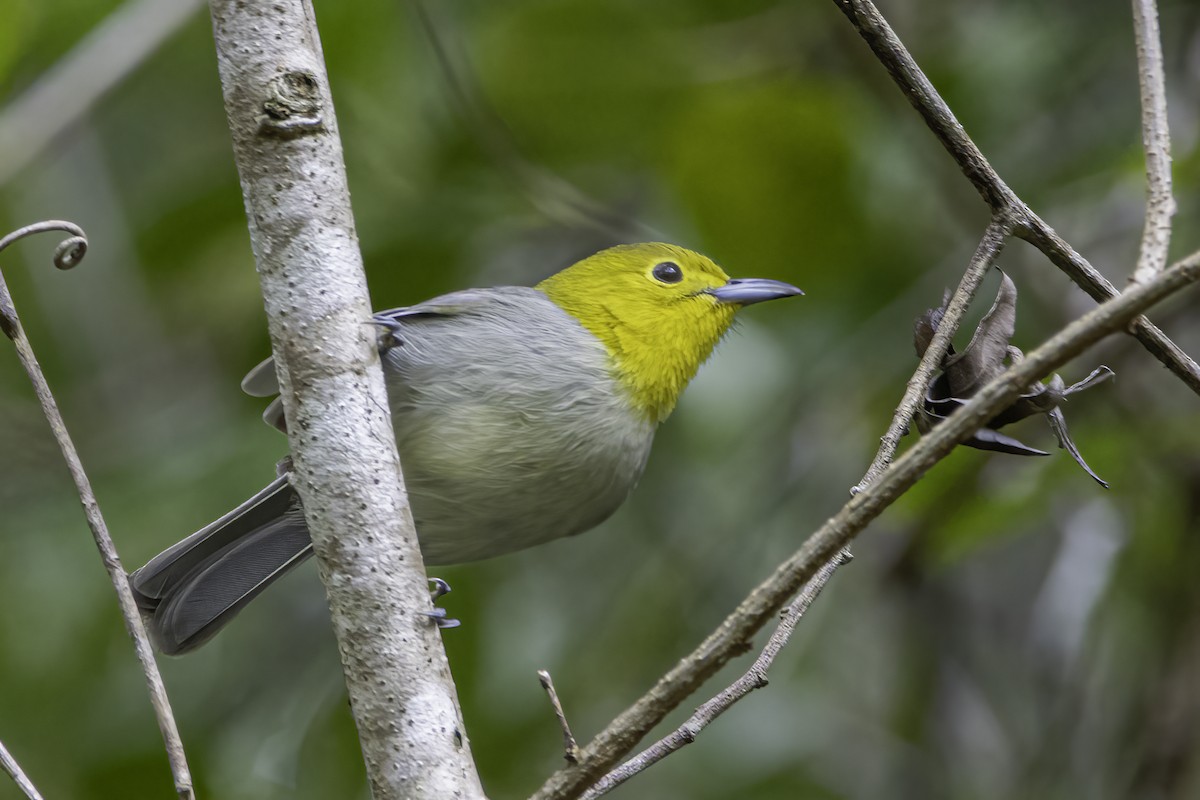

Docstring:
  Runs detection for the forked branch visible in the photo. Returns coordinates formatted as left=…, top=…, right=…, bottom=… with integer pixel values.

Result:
left=833, top=0, right=1200, bottom=394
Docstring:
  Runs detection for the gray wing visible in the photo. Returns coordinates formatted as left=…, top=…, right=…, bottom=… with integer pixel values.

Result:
left=240, top=288, right=541, bottom=432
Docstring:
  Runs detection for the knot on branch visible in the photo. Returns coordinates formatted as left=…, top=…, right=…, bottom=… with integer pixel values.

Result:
left=258, top=70, right=325, bottom=138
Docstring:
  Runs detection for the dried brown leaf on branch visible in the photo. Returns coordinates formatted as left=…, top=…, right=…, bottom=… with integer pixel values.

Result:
left=914, top=271, right=1113, bottom=487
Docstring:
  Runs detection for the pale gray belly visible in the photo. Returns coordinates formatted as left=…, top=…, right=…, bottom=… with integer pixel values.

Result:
left=394, top=395, right=654, bottom=564
left=377, top=288, right=656, bottom=564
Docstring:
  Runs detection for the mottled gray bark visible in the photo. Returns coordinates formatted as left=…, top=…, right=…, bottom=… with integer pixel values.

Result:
left=206, top=1, right=484, bottom=797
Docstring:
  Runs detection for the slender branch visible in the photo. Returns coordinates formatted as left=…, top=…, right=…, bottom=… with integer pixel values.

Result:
left=832, top=0, right=1200, bottom=395
left=832, top=0, right=1017, bottom=211
left=0, top=739, right=44, bottom=800
left=1129, top=0, right=1175, bottom=284
left=206, top=1, right=484, bottom=797
left=532, top=248, right=1200, bottom=800
left=580, top=551, right=851, bottom=799
left=853, top=216, right=1012, bottom=492
left=0, top=0, right=203, bottom=185
left=0, top=222, right=194, bottom=800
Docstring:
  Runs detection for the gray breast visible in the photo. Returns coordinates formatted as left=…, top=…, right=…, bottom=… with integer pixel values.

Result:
left=378, top=287, right=655, bottom=564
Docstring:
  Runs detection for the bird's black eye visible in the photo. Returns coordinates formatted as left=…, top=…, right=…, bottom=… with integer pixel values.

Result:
left=652, top=261, right=683, bottom=284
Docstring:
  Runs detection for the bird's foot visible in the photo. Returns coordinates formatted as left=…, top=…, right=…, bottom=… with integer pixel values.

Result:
left=371, top=317, right=404, bottom=350
left=424, top=577, right=460, bottom=629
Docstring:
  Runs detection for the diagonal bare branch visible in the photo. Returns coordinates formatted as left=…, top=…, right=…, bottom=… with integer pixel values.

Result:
left=0, top=739, right=44, bottom=800
left=0, top=221, right=194, bottom=799
left=579, top=551, right=851, bottom=799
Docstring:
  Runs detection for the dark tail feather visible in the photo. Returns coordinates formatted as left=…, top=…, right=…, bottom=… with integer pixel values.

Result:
left=129, top=475, right=313, bottom=655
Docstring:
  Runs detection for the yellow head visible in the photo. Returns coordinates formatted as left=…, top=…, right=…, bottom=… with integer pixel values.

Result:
left=538, top=243, right=802, bottom=423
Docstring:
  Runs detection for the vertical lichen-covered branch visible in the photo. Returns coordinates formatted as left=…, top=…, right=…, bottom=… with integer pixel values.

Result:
left=1129, top=0, right=1175, bottom=284
left=205, top=2, right=484, bottom=797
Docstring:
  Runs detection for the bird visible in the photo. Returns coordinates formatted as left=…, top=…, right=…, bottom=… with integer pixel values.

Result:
left=129, top=242, right=802, bottom=654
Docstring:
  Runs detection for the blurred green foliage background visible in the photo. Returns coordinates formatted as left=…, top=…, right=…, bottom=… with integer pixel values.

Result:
left=3, top=0, right=1200, bottom=798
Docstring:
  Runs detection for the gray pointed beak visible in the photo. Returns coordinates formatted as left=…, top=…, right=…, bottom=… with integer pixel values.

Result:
left=707, top=278, right=804, bottom=306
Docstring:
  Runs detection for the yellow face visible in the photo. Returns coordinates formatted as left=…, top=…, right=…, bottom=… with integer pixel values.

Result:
left=538, top=243, right=799, bottom=422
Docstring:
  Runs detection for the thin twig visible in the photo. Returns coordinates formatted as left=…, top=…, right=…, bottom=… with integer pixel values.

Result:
left=0, top=221, right=195, bottom=800
left=532, top=247, right=1200, bottom=800
left=1129, top=0, right=1175, bottom=284
left=580, top=551, right=852, bottom=799
left=0, top=739, right=44, bottom=800
left=832, top=0, right=1200, bottom=395
left=853, top=216, right=1013, bottom=493
left=538, top=670, right=581, bottom=764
